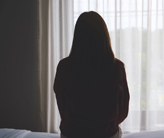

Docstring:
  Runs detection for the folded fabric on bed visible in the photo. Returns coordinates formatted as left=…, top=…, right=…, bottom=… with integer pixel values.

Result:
left=0, top=129, right=31, bottom=138
left=0, top=128, right=60, bottom=138
left=123, top=130, right=164, bottom=138
left=24, top=131, right=60, bottom=138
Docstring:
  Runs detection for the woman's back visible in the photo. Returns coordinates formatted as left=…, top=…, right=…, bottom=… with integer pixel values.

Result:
left=54, top=57, right=129, bottom=138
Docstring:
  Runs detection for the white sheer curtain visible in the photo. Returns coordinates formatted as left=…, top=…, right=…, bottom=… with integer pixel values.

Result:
left=39, top=0, right=164, bottom=134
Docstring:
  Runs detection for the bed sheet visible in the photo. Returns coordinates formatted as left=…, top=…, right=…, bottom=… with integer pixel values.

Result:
left=0, top=128, right=164, bottom=138
left=0, top=129, right=59, bottom=138
left=122, top=130, right=164, bottom=138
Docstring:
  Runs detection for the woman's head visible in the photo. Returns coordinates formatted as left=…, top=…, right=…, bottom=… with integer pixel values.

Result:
left=69, top=11, right=115, bottom=66
left=69, top=11, right=116, bottom=86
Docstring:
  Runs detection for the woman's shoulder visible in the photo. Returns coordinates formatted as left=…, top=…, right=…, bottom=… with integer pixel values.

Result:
left=114, top=58, right=126, bottom=81
left=57, top=57, right=69, bottom=67
left=56, top=57, right=70, bottom=75
left=115, top=58, right=125, bottom=69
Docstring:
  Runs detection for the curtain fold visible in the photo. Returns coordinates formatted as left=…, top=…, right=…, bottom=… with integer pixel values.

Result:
left=38, top=0, right=164, bottom=133
left=38, top=0, right=74, bottom=133
left=38, top=0, right=49, bottom=132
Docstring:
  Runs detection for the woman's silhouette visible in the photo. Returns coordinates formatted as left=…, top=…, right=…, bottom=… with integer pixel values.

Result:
left=54, top=11, right=130, bottom=138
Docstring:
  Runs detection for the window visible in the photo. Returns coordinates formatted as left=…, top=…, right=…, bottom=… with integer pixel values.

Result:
left=73, top=0, right=164, bottom=132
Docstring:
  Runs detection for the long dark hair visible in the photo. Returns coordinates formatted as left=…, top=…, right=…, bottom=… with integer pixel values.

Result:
left=68, top=11, right=122, bottom=87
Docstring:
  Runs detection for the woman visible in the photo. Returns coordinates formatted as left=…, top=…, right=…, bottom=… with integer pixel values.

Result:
left=54, top=11, right=130, bottom=138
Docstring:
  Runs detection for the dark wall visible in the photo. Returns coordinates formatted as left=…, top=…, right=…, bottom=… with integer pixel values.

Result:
left=0, top=0, right=39, bottom=131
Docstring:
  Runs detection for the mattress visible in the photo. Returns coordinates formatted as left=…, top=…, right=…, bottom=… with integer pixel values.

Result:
left=0, top=129, right=60, bottom=138
left=0, top=128, right=164, bottom=138
left=123, top=129, right=164, bottom=138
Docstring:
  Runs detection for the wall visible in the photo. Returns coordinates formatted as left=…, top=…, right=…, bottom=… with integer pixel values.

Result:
left=0, top=0, right=39, bottom=131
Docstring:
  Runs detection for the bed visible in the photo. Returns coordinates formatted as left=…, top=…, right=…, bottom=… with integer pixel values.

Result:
left=0, top=128, right=164, bottom=138
left=0, top=129, right=59, bottom=138
left=123, top=130, right=164, bottom=138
